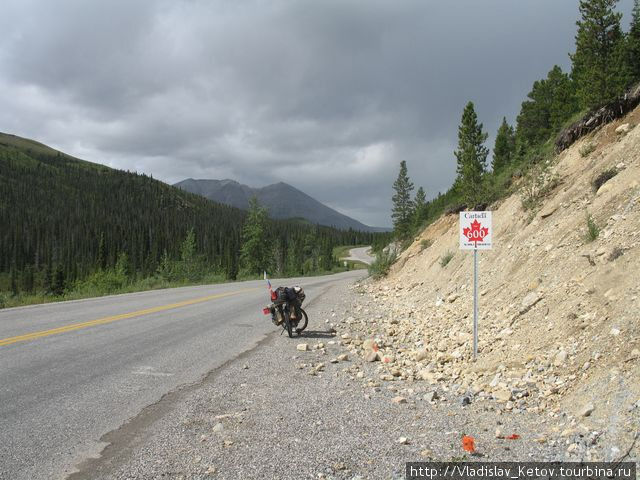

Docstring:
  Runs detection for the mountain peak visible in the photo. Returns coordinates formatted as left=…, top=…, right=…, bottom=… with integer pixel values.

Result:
left=174, top=178, right=388, bottom=232
left=219, top=179, right=241, bottom=185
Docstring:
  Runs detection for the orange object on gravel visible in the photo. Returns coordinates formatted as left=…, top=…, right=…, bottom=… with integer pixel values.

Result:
left=462, top=435, right=475, bottom=452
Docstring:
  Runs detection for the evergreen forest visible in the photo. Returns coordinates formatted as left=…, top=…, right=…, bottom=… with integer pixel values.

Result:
left=0, top=133, right=385, bottom=306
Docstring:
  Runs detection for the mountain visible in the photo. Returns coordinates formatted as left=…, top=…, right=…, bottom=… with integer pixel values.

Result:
left=0, top=132, right=378, bottom=291
left=174, top=178, right=389, bottom=232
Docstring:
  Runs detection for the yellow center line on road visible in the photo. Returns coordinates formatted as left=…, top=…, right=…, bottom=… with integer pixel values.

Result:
left=0, top=287, right=261, bottom=348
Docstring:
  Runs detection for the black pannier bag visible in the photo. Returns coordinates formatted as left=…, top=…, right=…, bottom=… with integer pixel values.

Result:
left=274, top=286, right=305, bottom=305
left=284, top=287, right=298, bottom=301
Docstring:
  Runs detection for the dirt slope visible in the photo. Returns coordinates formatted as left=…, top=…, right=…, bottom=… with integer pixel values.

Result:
left=352, top=106, right=640, bottom=457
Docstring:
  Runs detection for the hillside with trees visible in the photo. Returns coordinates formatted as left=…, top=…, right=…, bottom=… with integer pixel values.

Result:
left=0, top=133, right=381, bottom=307
left=384, top=0, right=640, bottom=246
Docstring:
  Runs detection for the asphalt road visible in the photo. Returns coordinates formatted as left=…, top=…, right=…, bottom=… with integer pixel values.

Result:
left=342, top=246, right=375, bottom=265
left=0, top=270, right=366, bottom=480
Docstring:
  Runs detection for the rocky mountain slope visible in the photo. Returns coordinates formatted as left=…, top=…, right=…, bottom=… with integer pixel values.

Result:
left=174, top=178, right=389, bottom=232
left=339, top=105, right=640, bottom=460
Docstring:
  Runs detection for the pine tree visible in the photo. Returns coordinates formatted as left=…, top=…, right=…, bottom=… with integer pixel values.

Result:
left=391, top=161, right=415, bottom=239
left=96, top=232, right=107, bottom=270
left=570, top=0, right=627, bottom=109
left=223, top=241, right=239, bottom=281
left=548, top=66, right=579, bottom=132
left=157, top=249, right=172, bottom=280
left=321, top=238, right=334, bottom=271
left=303, top=233, right=319, bottom=271
left=43, top=263, right=53, bottom=294
left=178, top=228, right=202, bottom=281
left=412, top=187, right=427, bottom=228
left=52, top=264, right=66, bottom=296
left=286, top=238, right=304, bottom=275
left=627, top=0, right=640, bottom=82
left=492, top=117, right=516, bottom=173
left=115, top=252, right=131, bottom=280
left=21, top=265, right=34, bottom=293
left=515, top=66, right=578, bottom=151
left=239, top=197, right=271, bottom=275
left=455, top=102, right=489, bottom=208
left=10, top=267, right=18, bottom=295
left=272, top=238, right=286, bottom=275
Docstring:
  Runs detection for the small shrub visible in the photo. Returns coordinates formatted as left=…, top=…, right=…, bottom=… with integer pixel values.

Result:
left=585, top=214, right=600, bottom=242
left=540, top=174, right=561, bottom=196
left=368, top=250, right=397, bottom=279
left=520, top=161, right=561, bottom=211
left=420, top=239, right=433, bottom=251
left=511, top=168, right=524, bottom=179
left=592, top=168, right=618, bottom=192
left=440, top=251, right=454, bottom=267
left=73, top=269, right=128, bottom=295
left=579, top=143, right=596, bottom=157
left=134, top=275, right=169, bottom=291
left=399, top=237, right=414, bottom=251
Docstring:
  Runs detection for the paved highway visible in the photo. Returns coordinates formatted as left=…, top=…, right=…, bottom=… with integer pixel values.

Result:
left=0, top=270, right=365, bottom=480
left=342, top=246, right=376, bottom=265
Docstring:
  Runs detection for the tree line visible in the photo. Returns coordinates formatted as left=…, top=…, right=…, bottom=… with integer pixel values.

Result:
left=390, top=0, right=640, bottom=240
left=0, top=143, right=379, bottom=303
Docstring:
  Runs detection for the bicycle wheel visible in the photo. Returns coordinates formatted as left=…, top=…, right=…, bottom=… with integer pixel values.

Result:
left=295, top=308, right=308, bottom=334
left=283, top=310, right=293, bottom=338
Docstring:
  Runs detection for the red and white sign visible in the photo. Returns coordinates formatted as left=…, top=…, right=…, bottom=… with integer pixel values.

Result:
left=459, top=211, right=492, bottom=250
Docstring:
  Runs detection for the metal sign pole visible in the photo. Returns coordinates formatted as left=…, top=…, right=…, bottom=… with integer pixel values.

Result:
left=473, top=247, right=478, bottom=361
left=460, top=210, right=491, bottom=361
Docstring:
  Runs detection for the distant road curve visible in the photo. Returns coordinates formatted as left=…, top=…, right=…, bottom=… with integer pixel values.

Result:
left=342, top=246, right=375, bottom=265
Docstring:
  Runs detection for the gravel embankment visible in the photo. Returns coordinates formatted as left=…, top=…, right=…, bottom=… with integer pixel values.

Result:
left=70, top=275, right=569, bottom=480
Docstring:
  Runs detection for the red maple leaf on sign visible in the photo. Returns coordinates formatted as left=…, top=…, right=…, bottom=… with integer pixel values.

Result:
left=463, top=219, right=489, bottom=245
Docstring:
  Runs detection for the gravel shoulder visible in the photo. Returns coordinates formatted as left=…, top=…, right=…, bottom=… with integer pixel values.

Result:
left=70, top=275, right=573, bottom=480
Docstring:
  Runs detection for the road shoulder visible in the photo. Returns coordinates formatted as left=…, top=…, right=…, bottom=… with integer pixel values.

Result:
left=69, top=276, right=565, bottom=480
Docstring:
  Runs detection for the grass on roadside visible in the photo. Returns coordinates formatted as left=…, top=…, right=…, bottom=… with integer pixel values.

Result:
left=0, top=274, right=229, bottom=309
left=333, top=244, right=369, bottom=270
left=585, top=213, right=600, bottom=242
left=368, top=250, right=397, bottom=279
left=0, top=264, right=362, bottom=310
left=440, top=251, right=455, bottom=267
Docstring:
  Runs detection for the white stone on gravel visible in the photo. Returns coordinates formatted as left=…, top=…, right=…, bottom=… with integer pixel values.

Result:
left=212, top=422, right=224, bottom=433
left=580, top=403, right=595, bottom=417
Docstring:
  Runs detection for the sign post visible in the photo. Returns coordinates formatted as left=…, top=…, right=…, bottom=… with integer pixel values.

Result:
left=459, top=211, right=492, bottom=360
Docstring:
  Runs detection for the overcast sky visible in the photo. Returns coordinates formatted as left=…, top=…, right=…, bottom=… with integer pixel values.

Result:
left=0, top=0, right=634, bottom=227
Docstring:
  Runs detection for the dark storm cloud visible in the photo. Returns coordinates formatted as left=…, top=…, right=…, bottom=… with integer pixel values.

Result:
left=0, top=0, right=634, bottom=226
